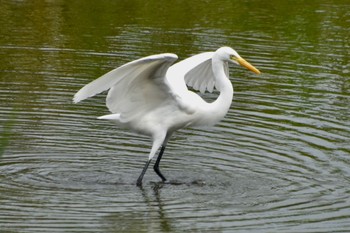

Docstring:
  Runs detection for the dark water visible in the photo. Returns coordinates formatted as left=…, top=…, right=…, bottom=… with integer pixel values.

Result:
left=1, top=0, right=349, bottom=232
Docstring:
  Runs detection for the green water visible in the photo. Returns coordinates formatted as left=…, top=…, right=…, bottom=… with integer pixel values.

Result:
left=1, top=0, right=349, bottom=232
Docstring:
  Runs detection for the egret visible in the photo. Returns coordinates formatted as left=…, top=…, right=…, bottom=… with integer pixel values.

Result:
left=73, top=47, right=260, bottom=186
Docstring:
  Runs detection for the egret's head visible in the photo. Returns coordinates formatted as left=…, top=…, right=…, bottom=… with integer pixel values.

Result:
left=216, top=46, right=261, bottom=74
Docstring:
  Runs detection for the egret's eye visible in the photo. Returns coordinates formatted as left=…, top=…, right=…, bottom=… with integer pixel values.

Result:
left=230, top=55, right=237, bottom=61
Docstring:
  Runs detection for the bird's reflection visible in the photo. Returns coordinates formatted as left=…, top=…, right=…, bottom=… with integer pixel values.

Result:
left=140, top=182, right=173, bottom=232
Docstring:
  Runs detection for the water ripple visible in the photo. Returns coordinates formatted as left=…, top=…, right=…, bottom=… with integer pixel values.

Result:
left=1, top=4, right=350, bottom=230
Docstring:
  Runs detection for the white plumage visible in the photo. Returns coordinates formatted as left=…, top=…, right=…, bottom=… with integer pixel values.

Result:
left=73, top=47, right=260, bottom=186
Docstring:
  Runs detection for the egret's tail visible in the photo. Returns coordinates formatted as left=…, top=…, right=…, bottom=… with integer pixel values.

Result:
left=97, top=113, right=121, bottom=120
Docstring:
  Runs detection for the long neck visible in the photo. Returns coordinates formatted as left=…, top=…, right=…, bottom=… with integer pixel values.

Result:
left=209, top=57, right=234, bottom=122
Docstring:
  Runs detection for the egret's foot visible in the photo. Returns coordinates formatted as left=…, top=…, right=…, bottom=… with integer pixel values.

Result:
left=153, top=165, right=167, bottom=182
left=136, top=178, right=143, bottom=187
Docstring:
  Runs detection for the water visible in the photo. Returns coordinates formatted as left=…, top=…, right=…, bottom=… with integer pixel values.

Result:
left=1, top=0, right=349, bottom=232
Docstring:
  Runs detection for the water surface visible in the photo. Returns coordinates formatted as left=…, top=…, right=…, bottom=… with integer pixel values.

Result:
left=1, top=0, right=349, bottom=232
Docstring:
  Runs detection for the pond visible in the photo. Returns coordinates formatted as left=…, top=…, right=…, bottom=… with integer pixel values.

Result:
left=1, top=0, right=349, bottom=232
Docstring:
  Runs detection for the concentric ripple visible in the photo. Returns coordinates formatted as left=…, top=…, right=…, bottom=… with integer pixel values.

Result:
left=1, top=0, right=350, bottom=232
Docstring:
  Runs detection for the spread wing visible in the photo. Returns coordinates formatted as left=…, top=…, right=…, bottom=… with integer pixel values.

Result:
left=73, top=53, right=178, bottom=122
left=167, top=51, right=228, bottom=94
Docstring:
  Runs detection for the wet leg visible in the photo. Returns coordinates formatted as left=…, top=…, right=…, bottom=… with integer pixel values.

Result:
left=136, top=159, right=151, bottom=186
left=153, top=146, right=167, bottom=182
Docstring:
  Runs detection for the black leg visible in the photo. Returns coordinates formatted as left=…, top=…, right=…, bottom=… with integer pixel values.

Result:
left=154, top=146, right=167, bottom=182
left=136, top=159, right=151, bottom=186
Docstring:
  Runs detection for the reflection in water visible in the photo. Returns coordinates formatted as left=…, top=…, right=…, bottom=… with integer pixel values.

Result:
left=142, top=183, right=173, bottom=232
left=0, top=0, right=350, bottom=232
left=102, top=191, right=172, bottom=233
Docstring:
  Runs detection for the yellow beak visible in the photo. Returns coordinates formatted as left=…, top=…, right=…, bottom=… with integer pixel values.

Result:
left=236, top=57, right=261, bottom=74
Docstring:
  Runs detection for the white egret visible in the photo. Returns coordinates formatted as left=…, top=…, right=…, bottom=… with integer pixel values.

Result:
left=73, top=47, right=260, bottom=186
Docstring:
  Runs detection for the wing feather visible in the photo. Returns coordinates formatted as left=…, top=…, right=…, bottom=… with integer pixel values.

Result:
left=166, top=52, right=219, bottom=95
left=73, top=54, right=177, bottom=103
left=73, top=53, right=178, bottom=122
